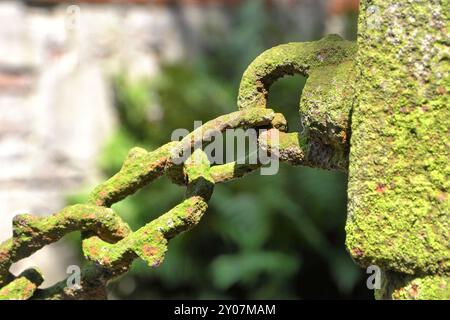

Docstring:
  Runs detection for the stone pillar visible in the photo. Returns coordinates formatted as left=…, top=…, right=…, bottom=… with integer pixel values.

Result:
left=346, top=0, right=449, bottom=299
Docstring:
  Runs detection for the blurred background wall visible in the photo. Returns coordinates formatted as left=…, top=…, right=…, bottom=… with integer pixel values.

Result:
left=0, top=0, right=368, bottom=299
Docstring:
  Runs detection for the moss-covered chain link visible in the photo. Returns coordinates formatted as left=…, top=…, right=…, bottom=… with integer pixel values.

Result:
left=0, top=109, right=284, bottom=300
left=238, top=34, right=357, bottom=170
left=0, top=35, right=356, bottom=300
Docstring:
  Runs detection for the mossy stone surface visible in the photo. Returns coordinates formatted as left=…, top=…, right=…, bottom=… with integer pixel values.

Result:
left=347, top=0, right=449, bottom=283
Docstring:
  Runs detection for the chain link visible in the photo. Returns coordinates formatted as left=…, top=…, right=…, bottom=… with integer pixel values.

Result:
left=0, top=35, right=356, bottom=299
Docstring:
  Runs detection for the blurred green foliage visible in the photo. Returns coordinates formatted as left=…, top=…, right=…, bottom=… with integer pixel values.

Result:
left=69, top=1, right=370, bottom=299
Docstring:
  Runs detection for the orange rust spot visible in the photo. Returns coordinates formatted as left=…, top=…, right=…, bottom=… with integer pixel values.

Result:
left=375, top=183, right=386, bottom=193
left=88, top=245, right=99, bottom=257
left=24, top=282, right=35, bottom=295
left=409, top=284, right=419, bottom=298
left=102, top=256, right=111, bottom=265
left=437, top=86, right=446, bottom=95
left=0, top=250, right=9, bottom=260
left=142, top=244, right=159, bottom=257
left=340, top=131, right=347, bottom=144
left=351, top=247, right=364, bottom=258
left=116, top=228, right=128, bottom=238
left=148, top=158, right=166, bottom=170
left=436, top=192, right=447, bottom=203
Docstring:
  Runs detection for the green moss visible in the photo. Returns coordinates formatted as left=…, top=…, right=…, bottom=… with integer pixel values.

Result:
left=258, top=130, right=306, bottom=166
left=82, top=197, right=209, bottom=269
left=376, top=271, right=450, bottom=300
left=0, top=204, right=131, bottom=287
left=209, top=161, right=261, bottom=183
left=82, top=197, right=208, bottom=269
left=300, top=60, right=356, bottom=167
left=89, top=142, right=179, bottom=207
left=83, top=150, right=213, bottom=272
left=347, top=0, right=449, bottom=283
left=238, top=34, right=357, bottom=111
left=184, top=150, right=215, bottom=200
left=0, top=268, right=43, bottom=300
left=238, top=34, right=357, bottom=171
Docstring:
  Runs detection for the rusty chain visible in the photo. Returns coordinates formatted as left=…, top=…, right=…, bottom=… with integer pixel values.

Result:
left=0, top=35, right=356, bottom=300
